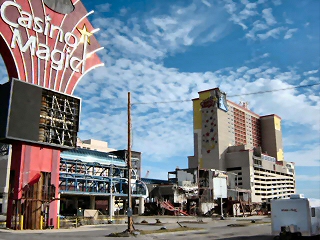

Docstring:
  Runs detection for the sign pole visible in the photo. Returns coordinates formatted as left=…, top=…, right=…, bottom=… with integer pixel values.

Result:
left=127, top=92, right=133, bottom=232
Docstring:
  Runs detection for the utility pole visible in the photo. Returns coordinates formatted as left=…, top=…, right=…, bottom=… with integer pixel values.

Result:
left=109, top=155, right=113, bottom=222
left=127, top=92, right=134, bottom=232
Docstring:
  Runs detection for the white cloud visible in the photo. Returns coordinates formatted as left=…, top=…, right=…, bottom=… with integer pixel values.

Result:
left=92, top=17, right=166, bottom=60
left=237, top=66, right=249, bottom=72
left=224, top=0, right=261, bottom=30
left=272, top=0, right=282, bottom=6
left=246, top=20, right=269, bottom=39
left=284, top=129, right=320, bottom=149
left=246, top=3, right=257, bottom=9
left=224, top=0, right=237, bottom=14
left=75, top=55, right=320, bottom=169
left=257, top=27, right=286, bottom=40
left=284, top=28, right=298, bottom=39
left=120, top=8, right=128, bottom=16
left=145, top=1, right=231, bottom=50
left=239, top=8, right=258, bottom=19
left=149, top=16, right=178, bottom=32
left=303, top=69, right=319, bottom=76
left=95, top=3, right=111, bottom=13
left=201, top=0, right=212, bottom=7
left=262, top=8, right=277, bottom=25
left=224, top=2, right=295, bottom=42
left=283, top=12, right=294, bottom=25
left=285, top=145, right=320, bottom=167
left=92, top=1, right=234, bottom=60
left=245, top=53, right=270, bottom=63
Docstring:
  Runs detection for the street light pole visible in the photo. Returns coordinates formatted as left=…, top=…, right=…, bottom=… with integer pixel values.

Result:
left=127, top=92, right=133, bottom=232
left=236, top=173, right=239, bottom=201
left=220, top=182, right=224, bottom=220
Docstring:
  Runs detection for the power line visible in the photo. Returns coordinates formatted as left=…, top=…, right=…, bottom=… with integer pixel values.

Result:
left=132, top=99, right=191, bottom=105
left=131, top=82, right=320, bottom=105
left=229, top=82, right=320, bottom=97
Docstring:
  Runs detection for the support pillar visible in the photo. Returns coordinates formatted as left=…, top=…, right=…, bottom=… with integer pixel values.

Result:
left=138, top=197, right=145, bottom=215
left=49, top=149, right=60, bottom=228
left=74, top=197, right=78, bottom=210
left=89, top=196, right=95, bottom=209
left=2, top=145, right=12, bottom=215
left=109, top=195, right=115, bottom=220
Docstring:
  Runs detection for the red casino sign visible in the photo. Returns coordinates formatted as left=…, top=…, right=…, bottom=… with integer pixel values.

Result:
left=0, top=0, right=104, bottom=229
left=0, top=0, right=103, bottom=94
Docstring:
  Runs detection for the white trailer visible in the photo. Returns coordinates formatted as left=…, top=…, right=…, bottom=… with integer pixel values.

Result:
left=271, top=194, right=320, bottom=239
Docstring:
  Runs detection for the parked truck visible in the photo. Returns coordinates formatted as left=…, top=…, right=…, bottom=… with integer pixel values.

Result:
left=271, top=194, right=320, bottom=239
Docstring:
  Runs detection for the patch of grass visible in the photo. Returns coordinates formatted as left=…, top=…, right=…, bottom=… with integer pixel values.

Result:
left=137, top=227, right=204, bottom=235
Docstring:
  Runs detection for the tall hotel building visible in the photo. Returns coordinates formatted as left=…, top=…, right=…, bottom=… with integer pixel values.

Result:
left=188, top=88, right=296, bottom=203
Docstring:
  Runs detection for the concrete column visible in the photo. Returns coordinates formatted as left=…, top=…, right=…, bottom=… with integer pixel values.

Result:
left=90, top=196, right=95, bottom=209
left=57, top=193, right=60, bottom=217
left=109, top=195, right=115, bottom=220
left=138, top=197, right=145, bottom=215
left=1, top=146, right=11, bottom=218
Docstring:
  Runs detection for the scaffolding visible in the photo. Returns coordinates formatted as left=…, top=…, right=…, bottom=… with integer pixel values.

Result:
left=39, top=89, right=80, bottom=148
left=59, top=158, right=147, bottom=197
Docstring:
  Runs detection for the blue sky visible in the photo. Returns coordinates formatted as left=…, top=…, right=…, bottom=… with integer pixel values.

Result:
left=0, top=0, right=319, bottom=198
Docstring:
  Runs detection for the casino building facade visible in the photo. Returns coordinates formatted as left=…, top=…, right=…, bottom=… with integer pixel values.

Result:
left=0, top=140, right=148, bottom=219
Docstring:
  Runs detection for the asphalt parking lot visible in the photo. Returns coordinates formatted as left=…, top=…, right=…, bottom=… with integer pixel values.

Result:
left=0, top=216, right=274, bottom=240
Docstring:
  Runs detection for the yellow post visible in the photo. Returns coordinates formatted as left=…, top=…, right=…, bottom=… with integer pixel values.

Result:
left=57, top=216, right=60, bottom=229
left=40, top=216, right=43, bottom=230
left=20, top=215, right=23, bottom=230
left=75, top=218, right=77, bottom=228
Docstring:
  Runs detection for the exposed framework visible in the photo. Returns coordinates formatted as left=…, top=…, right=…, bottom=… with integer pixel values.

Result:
left=199, top=169, right=214, bottom=203
left=39, top=89, right=80, bottom=148
left=59, top=158, right=147, bottom=197
left=9, top=172, right=57, bottom=230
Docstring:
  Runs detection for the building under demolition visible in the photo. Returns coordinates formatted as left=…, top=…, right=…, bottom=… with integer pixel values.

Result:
left=142, top=168, right=251, bottom=217
left=188, top=88, right=296, bottom=203
left=142, top=88, right=296, bottom=217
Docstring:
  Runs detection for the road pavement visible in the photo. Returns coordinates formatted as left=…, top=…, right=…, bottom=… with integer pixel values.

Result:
left=0, top=216, right=274, bottom=240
